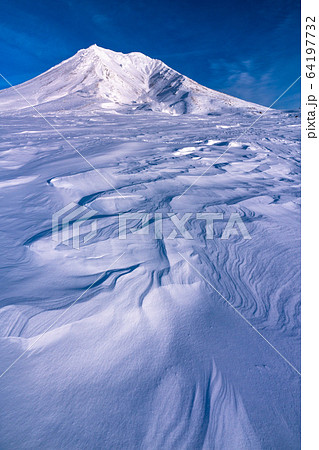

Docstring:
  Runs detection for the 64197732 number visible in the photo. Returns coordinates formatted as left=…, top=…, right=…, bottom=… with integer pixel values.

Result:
left=305, top=16, right=317, bottom=139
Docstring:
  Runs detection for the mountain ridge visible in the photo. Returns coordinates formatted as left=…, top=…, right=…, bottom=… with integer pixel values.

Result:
left=0, top=45, right=266, bottom=114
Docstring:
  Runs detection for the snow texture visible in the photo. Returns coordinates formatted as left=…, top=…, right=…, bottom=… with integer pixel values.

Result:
left=0, top=47, right=300, bottom=449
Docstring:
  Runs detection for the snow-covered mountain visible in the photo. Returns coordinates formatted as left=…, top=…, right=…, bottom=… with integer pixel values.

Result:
left=0, top=45, right=264, bottom=114
left=0, top=45, right=300, bottom=449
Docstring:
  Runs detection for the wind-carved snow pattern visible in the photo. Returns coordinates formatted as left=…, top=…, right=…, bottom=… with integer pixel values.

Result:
left=0, top=48, right=300, bottom=449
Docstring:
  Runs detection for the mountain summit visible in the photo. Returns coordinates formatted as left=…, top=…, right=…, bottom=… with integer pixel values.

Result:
left=0, top=45, right=264, bottom=114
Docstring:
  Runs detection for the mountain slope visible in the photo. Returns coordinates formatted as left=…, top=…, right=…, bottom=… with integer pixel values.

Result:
left=0, top=45, right=265, bottom=114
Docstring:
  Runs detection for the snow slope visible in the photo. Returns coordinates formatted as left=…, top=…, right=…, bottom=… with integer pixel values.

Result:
left=0, top=45, right=265, bottom=114
left=0, top=49, right=300, bottom=449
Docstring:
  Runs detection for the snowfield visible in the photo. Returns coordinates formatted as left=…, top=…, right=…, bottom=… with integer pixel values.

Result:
left=0, top=47, right=300, bottom=449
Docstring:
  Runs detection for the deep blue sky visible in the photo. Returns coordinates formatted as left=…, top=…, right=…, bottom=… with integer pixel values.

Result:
left=0, top=0, right=300, bottom=109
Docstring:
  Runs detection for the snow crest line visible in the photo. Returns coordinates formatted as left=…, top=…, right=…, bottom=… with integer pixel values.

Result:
left=0, top=73, right=125, bottom=199
left=0, top=252, right=126, bottom=380
left=178, top=252, right=301, bottom=376
left=177, top=75, right=301, bottom=200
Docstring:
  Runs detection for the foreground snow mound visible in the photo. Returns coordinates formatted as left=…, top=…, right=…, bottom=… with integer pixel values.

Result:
left=0, top=45, right=265, bottom=114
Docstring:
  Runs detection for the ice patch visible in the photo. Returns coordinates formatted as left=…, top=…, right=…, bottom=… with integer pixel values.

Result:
left=174, top=146, right=197, bottom=156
